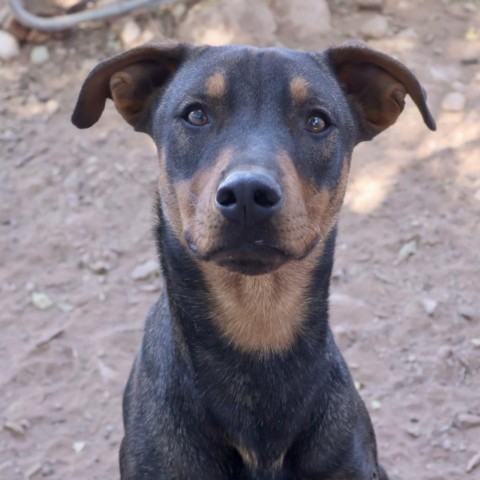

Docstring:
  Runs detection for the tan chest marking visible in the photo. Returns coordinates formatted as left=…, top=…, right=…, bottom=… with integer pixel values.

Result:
left=201, top=248, right=322, bottom=355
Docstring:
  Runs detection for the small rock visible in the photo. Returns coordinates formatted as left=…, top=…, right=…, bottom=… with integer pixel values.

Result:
left=464, top=2, right=477, bottom=13
left=138, top=282, right=162, bottom=293
left=58, top=302, right=75, bottom=313
left=354, top=381, right=364, bottom=391
left=441, top=92, right=466, bottom=112
left=3, top=421, right=25, bottom=436
left=104, top=424, right=115, bottom=440
left=406, top=424, right=421, bottom=438
left=30, top=45, right=50, bottom=65
left=72, top=441, right=86, bottom=453
left=437, top=345, right=453, bottom=359
left=370, top=400, right=382, bottom=410
left=271, top=0, right=331, bottom=43
left=471, top=338, right=480, bottom=349
left=456, top=413, right=480, bottom=429
left=421, top=298, right=438, bottom=316
left=355, top=0, right=385, bottom=10
left=120, top=19, right=141, bottom=46
left=466, top=451, right=480, bottom=473
left=360, top=15, right=390, bottom=39
left=177, top=0, right=277, bottom=47
left=474, top=190, right=480, bottom=202
left=407, top=354, right=417, bottom=363
left=130, top=260, right=159, bottom=281
left=41, top=461, right=55, bottom=476
left=459, top=306, right=480, bottom=320
left=0, top=30, right=20, bottom=60
left=32, top=292, right=54, bottom=310
left=89, top=261, right=111, bottom=275
left=395, top=239, right=417, bottom=264
left=26, top=463, right=42, bottom=478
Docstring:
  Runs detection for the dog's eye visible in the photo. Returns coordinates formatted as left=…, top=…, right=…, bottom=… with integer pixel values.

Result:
left=186, top=108, right=209, bottom=127
left=305, top=114, right=328, bottom=133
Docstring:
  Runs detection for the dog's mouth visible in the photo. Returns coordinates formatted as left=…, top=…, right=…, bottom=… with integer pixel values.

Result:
left=187, top=237, right=320, bottom=276
left=207, top=244, right=290, bottom=275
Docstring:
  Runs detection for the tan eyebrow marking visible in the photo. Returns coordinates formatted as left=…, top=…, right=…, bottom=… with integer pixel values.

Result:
left=206, top=72, right=226, bottom=99
left=290, top=76, right=310, bottom=103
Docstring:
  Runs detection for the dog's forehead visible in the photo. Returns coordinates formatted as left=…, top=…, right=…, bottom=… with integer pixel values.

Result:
left=172, top=45, right=335, bottom=98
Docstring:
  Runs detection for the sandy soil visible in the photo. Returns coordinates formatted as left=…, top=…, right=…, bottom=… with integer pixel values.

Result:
left=1, top=0, right=479, bottom=479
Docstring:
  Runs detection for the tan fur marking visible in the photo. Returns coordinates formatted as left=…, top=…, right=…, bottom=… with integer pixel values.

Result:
left=176, top=148, right=233, bottom=253
left=275, top=151, right=350, bottom=257
left=206, top=72, right=226, bottom=99
left=158, top=148, right=184, bottom=242
left=235, top=445, right=258, bottom=469
left=271, top=453, right=285, bottom=472
left=201, top=246, right=322, bottom=354
left=290, top=76, right=310, bottom=103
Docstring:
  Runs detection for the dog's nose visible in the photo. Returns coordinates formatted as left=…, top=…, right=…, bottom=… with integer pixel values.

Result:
left=215, top=171, right=282, bottom=223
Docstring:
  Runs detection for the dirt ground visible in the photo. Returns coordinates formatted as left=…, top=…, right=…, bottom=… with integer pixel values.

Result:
left=1, top=0, right=479, bottom=479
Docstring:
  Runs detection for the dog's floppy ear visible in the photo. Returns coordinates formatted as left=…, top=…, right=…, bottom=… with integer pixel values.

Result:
left=72, top=40, right=188, bottom=132
left=326, top=41, right=436, bottom=141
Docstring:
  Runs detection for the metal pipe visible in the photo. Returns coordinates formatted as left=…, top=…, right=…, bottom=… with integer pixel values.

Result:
left=8, top=0, right=183, bottom=31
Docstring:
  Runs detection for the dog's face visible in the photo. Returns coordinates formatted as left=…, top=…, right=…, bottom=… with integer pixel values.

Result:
left=72, top=41, right=435, bottom=276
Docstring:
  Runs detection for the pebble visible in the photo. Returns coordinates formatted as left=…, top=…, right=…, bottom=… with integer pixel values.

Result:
left=471, top=338, right=480, bottom=349
left=457, top=413, right=480, bottom=429
left=89, top=261, right=111, bottom=275
left=355, top=0, right=385, bottom=10
left=120, top=19, right=141, bottom=46
left=130, top=260, right=159, bottom=281
left=32, top=292, right=54, bottom=310
left=360, top=15, right=390, bottom=39
left=272, top=0, right=331, bottom=42
left=0, top=30, right=20, bottom=60
left=30, top=45, right=50, bottom=65
left=41, top=461, right=55, bottom=476
left=437, top=345, right=454, bottom=359
left=104, top=424, right=115, bottom=440
left=466, top=451, right=480, bottom=473
left=474, top=189, right=480, bottom=203
left=72, top=441, right=86, bottom=453
left=441, top=92, right=466, bottom=112
left=421, top=298, right=438, bottom=316
left=3, top=421, right=25, bottom=436
left=370, top=400, right=382, bottom=410
left=459, top=306, right=480, bottom=321
left=395, top=239, right=417, bottom=264
left=406, top=424, right=421, bottom=438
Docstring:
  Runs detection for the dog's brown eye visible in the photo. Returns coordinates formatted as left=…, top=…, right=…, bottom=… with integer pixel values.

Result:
left=187, top=109, right=208, bottom=126
left=306, top=115, right=327, bottom=133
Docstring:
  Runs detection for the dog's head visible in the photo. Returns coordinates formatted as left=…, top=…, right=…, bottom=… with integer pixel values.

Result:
left=73, top=41, right=435, bottom=276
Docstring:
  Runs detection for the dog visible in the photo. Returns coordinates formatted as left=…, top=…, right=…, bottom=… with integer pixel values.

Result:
left=72, top=39, right=435, bottom=479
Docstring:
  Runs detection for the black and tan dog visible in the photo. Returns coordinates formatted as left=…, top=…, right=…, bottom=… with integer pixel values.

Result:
left=72, top=40, right=435, bottom=479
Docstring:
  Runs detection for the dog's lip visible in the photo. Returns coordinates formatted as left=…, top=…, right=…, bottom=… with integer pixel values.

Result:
left=205, top=243, right=292, bottom=275
left=187, top=235, right=321, bottom=265
left=189, top=241, right=292, bottom=262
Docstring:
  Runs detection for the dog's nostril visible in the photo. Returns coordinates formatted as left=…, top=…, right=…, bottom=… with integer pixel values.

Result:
left=254, top=188, right=280, bottom=208
left=216, top=188, right=237, bottom=207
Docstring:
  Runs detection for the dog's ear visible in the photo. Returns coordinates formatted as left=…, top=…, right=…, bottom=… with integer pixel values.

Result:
left=326, top=41, right=436, bottom=141
left=72, top=40, right=188, bottom=132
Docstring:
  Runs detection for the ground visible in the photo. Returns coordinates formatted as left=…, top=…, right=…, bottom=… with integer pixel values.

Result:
left=0, top=0, right=479, bottom=478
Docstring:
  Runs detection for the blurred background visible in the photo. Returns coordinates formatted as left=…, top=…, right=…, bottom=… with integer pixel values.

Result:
left=0, top=0, right=479, bottom=479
